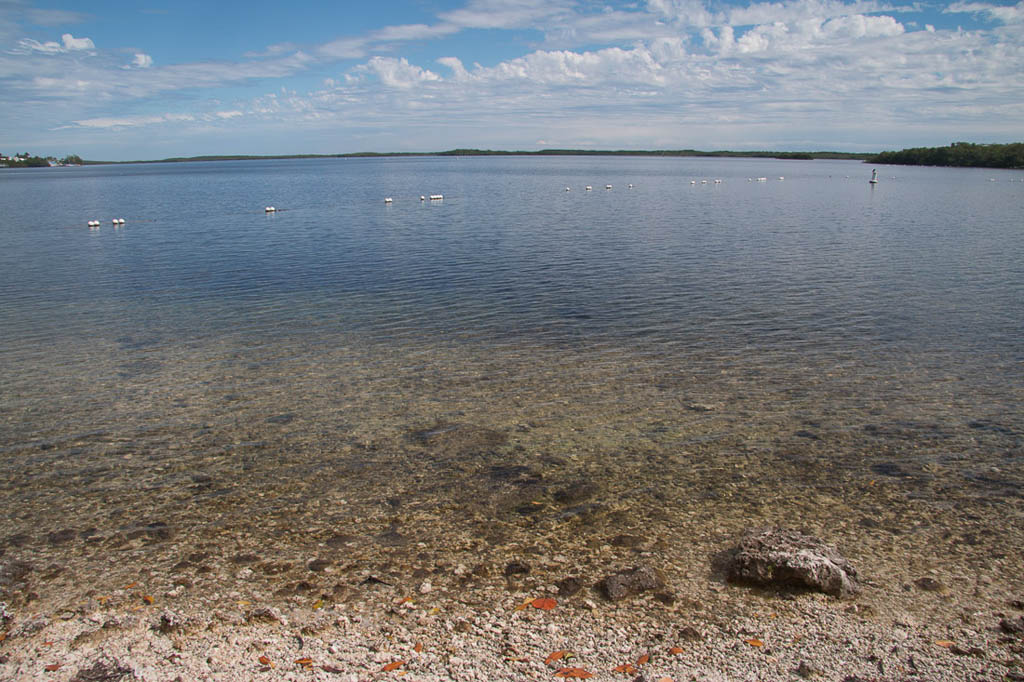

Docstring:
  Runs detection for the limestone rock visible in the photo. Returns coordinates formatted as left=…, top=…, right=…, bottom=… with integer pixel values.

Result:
left=727, top=527, right=858, bottom=598
left=597, top=565, right=665, bottom=601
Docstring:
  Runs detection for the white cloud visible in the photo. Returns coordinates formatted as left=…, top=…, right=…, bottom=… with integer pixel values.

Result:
left=439, top=0, right=573, bottom=29
left=945, top=1, right=1024, bottom=23
left=60, top=33, right=93, bottom=50
left=437, top=56, right=470, bottom=80
left=723, top=0, right=893, bottom=27
left=71, top=114, right=194, bottom=129
left=354, top=56, right=441, bottom=87
left=732, top=13, right=904, bottom=53
left=647, top=0, right=717, bottom=27
left=131, top=53, right=153, bottom=68
left=16, top=32, right=94, bottom=54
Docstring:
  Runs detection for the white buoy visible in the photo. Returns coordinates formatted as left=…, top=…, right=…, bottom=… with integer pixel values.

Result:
left=429, top=194, right=443, bottom=200
left=585, top=185, right=592, bottom=191
left=714, top=179, right=722, bottom=184
left=420, top=195, right=426, bottom=201
left=701, top=179, right=707, bottom=184
left=118, top=218, right=125, bottom=224
left=628, top=183, right=633, bottom=188
left=384, top=197, right=393, bottom=203
left=605, top=184, right=612, bottom=189
left=565, top=187, right=571, bottom=192
left=690, top=180, right=696, bottom=185
left=265, top=206, right=276, bottom=212
left=778, top=176, right=784, bottom=181
left=88, top=220, right=99, bottom=228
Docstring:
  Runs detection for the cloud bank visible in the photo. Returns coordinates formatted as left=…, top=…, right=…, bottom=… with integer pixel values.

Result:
left=1, top=0, right=1021, bottom=158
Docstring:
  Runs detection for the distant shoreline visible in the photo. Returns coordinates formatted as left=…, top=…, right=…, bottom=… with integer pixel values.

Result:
left=78, top=149, right=875, bottom=165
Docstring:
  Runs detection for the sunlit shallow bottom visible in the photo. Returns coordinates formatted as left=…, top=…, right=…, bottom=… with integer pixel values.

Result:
left=1, top=326, right=1021, bottom=620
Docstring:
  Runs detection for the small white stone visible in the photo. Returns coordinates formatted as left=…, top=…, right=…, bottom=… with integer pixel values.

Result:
left=419, top=580, right=433, bottom=594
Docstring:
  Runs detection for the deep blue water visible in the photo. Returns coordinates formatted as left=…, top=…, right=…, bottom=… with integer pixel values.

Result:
left=1, top=156, right=1021, bottom=362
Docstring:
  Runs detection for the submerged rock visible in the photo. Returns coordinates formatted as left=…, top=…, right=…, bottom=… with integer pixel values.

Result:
left=726, top=527, right=858, bottom=598
left=596, top=565, right=665, bottom=601
left=69, top=657, right=133, bottom=682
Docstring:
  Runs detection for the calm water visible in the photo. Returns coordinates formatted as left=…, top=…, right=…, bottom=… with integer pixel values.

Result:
left=1, top=156, right=1022, bottom=612
left=2, top=156, right=1021, bottom=356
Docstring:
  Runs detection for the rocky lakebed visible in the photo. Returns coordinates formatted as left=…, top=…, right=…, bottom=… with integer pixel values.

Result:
left=1, top=336, right=1022, bottom=680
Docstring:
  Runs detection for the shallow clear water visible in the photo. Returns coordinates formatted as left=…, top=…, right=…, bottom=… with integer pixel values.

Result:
left=1, top=156, right=1022, bottom=612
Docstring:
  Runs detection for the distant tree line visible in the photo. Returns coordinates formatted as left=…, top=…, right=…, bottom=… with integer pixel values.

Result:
left=868, top=142, right=1024, bottom=169
left=437, top=149, right=841, bottom=160
left=1, top=152, right=84, bottom=167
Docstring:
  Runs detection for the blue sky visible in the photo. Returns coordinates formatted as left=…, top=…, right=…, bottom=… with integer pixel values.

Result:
left=1, top=0, right=1021, bottom=160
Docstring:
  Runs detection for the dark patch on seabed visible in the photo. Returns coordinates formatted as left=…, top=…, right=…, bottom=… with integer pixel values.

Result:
left=0, top=334, right=1022, bottom=636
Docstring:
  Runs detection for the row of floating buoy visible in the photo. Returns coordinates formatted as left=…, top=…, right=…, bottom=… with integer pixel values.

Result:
left=564, top=184, right=632, bottom=191
left=87, top=218, right=125, bottom=228
left=383, top=194, right=444, bottom=203
left=265, top=206, right=277, bottom=212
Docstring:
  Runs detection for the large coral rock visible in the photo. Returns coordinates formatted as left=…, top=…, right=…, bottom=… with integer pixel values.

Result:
left=727, top=528, right=858, bottom=598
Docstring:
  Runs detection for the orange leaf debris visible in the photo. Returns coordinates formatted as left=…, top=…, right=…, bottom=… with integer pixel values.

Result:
left=636, top=653, right=650, bottom=666
left=414, top=642, right=423, bottom=653
left=531, top=597, right=557, bottom=610
left=546, top=650, right=568, bottom=665
left=258, top=655, right=272, bottom=665
left=295, top=657, right=314, bottom=667
left=142, top=595, right=154, bottom=605
left=380, top=660, right=405, bottom=672
left=668, top=647, right=685, bottom=655
left=745, top=638, right=764, bottom=648
left=613, top=663, right=638, bottom=674
left=554, top=667, right=594, bottom=679
left=44, top=664, right=62, bottom=672
left=935, top=640, right=955, bottom=648
left=123, top=582, right=138, bottom=589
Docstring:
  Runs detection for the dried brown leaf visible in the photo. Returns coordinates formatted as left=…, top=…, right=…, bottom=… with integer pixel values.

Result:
left=613, top=663, right=637, bottom=674
left=380, top=660, right=405, bottom=672
left=531, top=597, right=557, bottom=610
left=545, top=650, right=568, bottom=665
left=668, top=646, right=684, bottom=655
left=554, top=667, right=594, bottom=679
